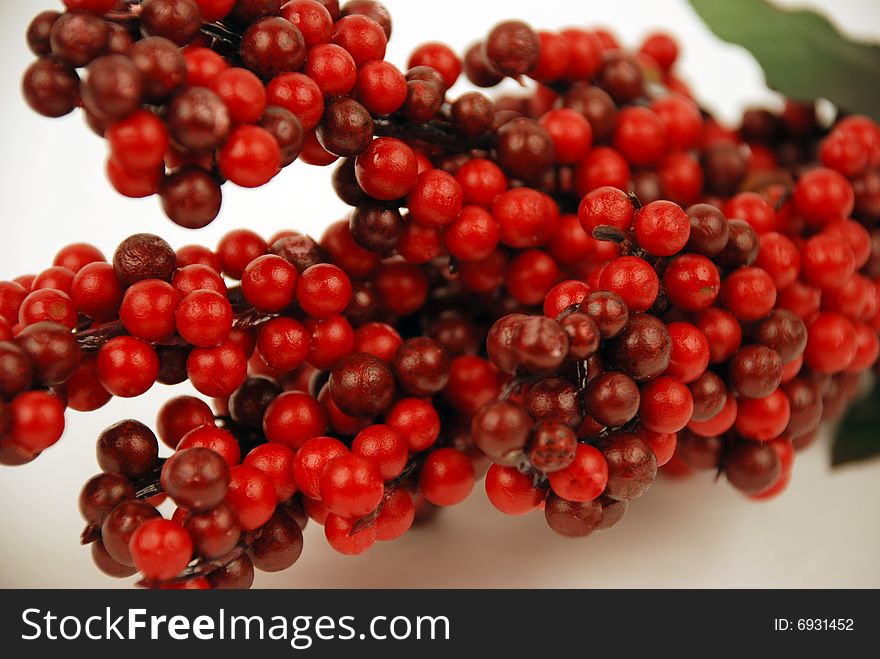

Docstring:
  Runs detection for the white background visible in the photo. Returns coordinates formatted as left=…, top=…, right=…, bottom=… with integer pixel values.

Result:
left=1, top=0, right=879, bottom=588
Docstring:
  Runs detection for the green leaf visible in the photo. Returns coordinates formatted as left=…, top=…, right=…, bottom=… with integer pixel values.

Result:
left=688, top=0, right=880, bottom=121
left=832, top=383, right=880, bottom=467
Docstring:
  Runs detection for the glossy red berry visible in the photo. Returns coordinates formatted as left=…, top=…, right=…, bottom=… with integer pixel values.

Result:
left=597, top=256, right=659, bottom=312
left=485, top=464, right=546, bottom=515
left=226, top=464, right=278, bottom=531
left=386, top=397, right=441, bottom=452
left=634, top=200, right=690, bottom=256
left=129, top=518, right=192, bottom=581
left=218, top=125, right=281, bottom=188
left=720, top=267, right=777, bottom=322
left=793, top=167, right=854, bottom=227
left=320, top=453, right=384, bottom=518
left=663, top=254, right=721, bottom=312
left=263, top=391, right=328, bottom=449
left=355, top=137, right=418, bottom=201
left=244, top=443, right=298, bottom=502
left=324, top=513, right=376, bottom=555
left=548, top=443, right=608, bottom=502
left=803, top=312, right=858, bottom=374
left=97, top=336, right=159, bottom=398
left=292, top=436, right=349, bottom=499
left=419, top=447, right=475, bottom=507
left=638, top=376, right=694, bottom=434
left=175, top=289, right=233, bottom=347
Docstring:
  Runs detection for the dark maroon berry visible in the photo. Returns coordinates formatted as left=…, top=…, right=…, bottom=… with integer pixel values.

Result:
left=723, top=441, right=781, bottom=495
left=97, top=419, right=160, bottom=481
left=329, top=351, right=396, bottom=417
left=583, top=371, right=640, bottom=428
left=15, top=322, right=81, bottom=387
left=350, top=205, right=403, bottom=253
left=392, top=338, right=450, bottom=396
left=600, top=433, right=657, bottom=500
left=472, top=400, right=531, bottom=466
left=686, top=203, right=730, bottom=257
left=544, top=492, right=602, bottom=537
left=247, top=510, right=304, bottom=572
left=527, top=420, right=577, bottom=473
left=485, top=20, right=540, bottom=77
left=607, top=313, right=671, bottom=381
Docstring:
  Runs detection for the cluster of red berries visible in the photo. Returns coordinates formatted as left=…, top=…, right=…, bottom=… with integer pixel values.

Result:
left=9, top=0, right=880, bottom=587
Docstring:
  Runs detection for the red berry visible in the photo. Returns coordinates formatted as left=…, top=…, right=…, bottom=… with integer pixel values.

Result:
left=266, top=72, right=324, bottom=131
left=695, top=308, right=742, bottom=364
left=455, top=158, right=507, bottom=208
left=408, top=42, right=461, bottom=88
left=793, top=167, right=854, bottom=227
left=548, top=443, right=608, bottom=502
left=97, top=336, right=159, bottom=397
left=257, top=317, right=310, bottom=371
left=506, top=249, right=560, bottom=306
left=293, top=436, right=349, bottom=499
left=407, top=170, right=463, bottom=228
left=218, top=125, right=281, bottom=188
left=638, top=376, right=694, bottom=433
left=178, top=425, right=241, bottom=467
left=18, top=288, right=77, bottom=329
left=296, top=263, right=352, bottom=318
left=634, top=200, right=690, bottom=256
left=597, top=256, right=659, bottom=312
left=320, top=453, right=385, bottom=518
left=263, top=391, right=328, bottom=449
left=217, top=229, right=268, bottom=280
left=354, top=60, right=407, bottom=115
left=539, top=108, right=592, bottom=164
left=444, top=205, right=499, bottom=262
left=613, top=106, right=667, bottom=167
left=9, top=391, right=66, bottom=454
left=485, top=464, right=546, bottom=515
left=664, top=322, right=710, bottom=383
left=492, top=187, right=559, bottom=248
left=186, top=340, right=248, bottom=397
left=244, top=443, right=298, bottom=502
left=800, top=232, right=855, bottom=291
left=241, top=254, right=298, bottom=312
left=175, top=289, right=233, bottom=347
left=578, top=186, right=633, bottom=235
left=324, top=513, right=376, bottom=555
left=305, top=315, right=355, bottom=369
left=129, top=519, right=192, bottom=581
left=803, top=312, right=858, bottom=374
left=281, top=0, right=332, bottom=47
left=304, top=43, right=357, bottom=96
left=375, top=488, right=415, bottom=541
left=687, top=391, right=737, bottom=437
left=331, top=14, right=387, bottom=66
left=119, top=279, right=179, bottom=341
left=355, top=137, right=418, bottom=201
left=385, top=397, right=440, bottom=452
left=663, top=254, right=720, bottom=311
left=211, top=67, right=266, bottom=124
left=419, top=447, right=475, bottom=507
left=226, top=464, right=277, bottom=531
left=71, top=262, right=123, bottom=320
left=734, top=389, right=791, bottom=441
left=543, top=280, right=590, bottom=319
left=107, top=110, right=168, bottom=173
left=720, top=266, right=777, bottom=322
left=753, top=232, right=801, bottom=290
left=352, top=424, right=408, bottom=480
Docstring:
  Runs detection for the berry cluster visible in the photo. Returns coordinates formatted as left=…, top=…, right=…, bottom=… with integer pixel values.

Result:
left=8, top=0, right=880, bottom=587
